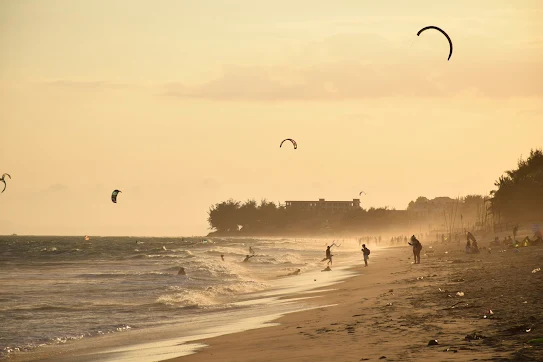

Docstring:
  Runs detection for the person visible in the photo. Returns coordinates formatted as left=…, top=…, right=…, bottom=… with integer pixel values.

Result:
left=321, top=244, right=334, bottom=266
left=177, top=267, right=186, bottom=275
left=493, top=236, right=500, bottom=246
left=534, top=230, right=543, bottom=245
left=471, top=239, right=480, bottom=253
left=408, top=235, right=422, bottom=264
left=361, top=244, right=370, bottom=267
left=243, top=255, right=254, bottom=262
left=221, top=254, right=225, bottom=261
left=466, top=231, right=478, bottom=252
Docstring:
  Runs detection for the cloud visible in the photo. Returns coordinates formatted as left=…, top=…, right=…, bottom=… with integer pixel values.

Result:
left=40, top=80, right=132, bottom=90
left=162, top=59, right=543, bottom=101
left=200, top=178, right=220, bottom=189
left=43, top=183, right=69, bottom=192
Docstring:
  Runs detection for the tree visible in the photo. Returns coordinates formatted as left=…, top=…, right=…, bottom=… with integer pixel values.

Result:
left=491, top=149, right=543, bottom=222
left=207, top=199, right=241, bottom=233
left=238, top=199, right=258, bottom=232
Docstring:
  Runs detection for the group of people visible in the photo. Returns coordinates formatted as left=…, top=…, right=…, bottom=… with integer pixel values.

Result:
left=325, top=235, right=423, bottom=269
left=491, top=229, right=543, bottom=248
left=180, top=235, right=429, bottom=277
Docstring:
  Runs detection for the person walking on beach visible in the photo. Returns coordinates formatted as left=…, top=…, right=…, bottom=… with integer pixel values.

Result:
left=361, top=244, right=370, bottom=267
left=408, top=235, right=422, bottom=264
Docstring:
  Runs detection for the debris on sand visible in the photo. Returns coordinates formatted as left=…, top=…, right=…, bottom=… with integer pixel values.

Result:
left=465, top=332, right=486, bottom=341
left=427, top=339, right=439, bottom=346
left=532, top=267, right=541, bottom=273
left=483, top=309, right=494, bottom=319
left=527, top=338, right=543, bottom=345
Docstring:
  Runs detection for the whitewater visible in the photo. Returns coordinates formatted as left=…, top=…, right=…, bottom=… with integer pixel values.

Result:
left=0, top=235, right=370, bottom=361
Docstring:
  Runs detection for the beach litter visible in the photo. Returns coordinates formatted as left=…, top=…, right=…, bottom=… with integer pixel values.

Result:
left=532, top=267, right=541, bottom=273
left=427, top=339, right=439, bottom=346
left=528, top=338, right=543, bottom=345
left=483, top=309, right=494, bottom=319
left=465, top=332, right=486, bottom=341
left=456, top=292, right=465, bottom=297
left=443, top=347, right=458, bottom=353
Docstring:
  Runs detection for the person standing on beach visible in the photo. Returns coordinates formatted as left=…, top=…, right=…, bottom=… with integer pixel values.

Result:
left=361, top=244, right=370, bottom=267
left=408, top=235, right=422, bottom=264
left=322, top=245, right=334, bottom=266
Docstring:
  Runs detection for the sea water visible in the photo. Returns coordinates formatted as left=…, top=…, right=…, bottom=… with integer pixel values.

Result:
left=0, top=235, right=367, bottom=360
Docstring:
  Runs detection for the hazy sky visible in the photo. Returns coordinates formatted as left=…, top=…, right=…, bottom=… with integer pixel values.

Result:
left=1, top=0, right=542, bottom=236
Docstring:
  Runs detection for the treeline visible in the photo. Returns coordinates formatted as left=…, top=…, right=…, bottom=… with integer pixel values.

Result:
left=491, top=148, right=543, bottom=223
left=206, top=148, right=543, bottom=236
left=207, top=199, right=411, bottom=236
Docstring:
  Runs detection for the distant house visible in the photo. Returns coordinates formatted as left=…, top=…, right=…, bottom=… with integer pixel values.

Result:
left=409, top=196, right=457, bottom=218
left=285, top=198, right=361, bottom=213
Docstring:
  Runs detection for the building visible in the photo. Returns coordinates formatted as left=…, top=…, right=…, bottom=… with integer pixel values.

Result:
left=284, top=198, right=361, bottom=213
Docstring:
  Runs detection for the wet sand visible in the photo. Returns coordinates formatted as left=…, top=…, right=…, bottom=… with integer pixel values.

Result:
left=168, top=243, right=543, bottom=362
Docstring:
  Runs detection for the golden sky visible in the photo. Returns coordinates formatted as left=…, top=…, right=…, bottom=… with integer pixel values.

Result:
left=1, top=0, right=542, bottom=235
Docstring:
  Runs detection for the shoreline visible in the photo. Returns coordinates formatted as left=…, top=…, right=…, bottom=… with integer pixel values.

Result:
left=166, top=243, right=543, bottom=362
left=5, top=248, right=368, bottom=362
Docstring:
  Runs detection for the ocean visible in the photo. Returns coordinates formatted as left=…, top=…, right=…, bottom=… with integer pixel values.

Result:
left=0, top=235, right=368, bottom=361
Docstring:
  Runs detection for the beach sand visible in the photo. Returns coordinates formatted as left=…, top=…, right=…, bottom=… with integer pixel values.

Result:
left=167, top=243, right=543, bottom=362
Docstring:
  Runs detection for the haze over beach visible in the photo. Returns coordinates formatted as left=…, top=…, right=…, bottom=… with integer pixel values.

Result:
left=1, top=2, right=543, bottom=362
left=1, top=0, right=542, bottom=236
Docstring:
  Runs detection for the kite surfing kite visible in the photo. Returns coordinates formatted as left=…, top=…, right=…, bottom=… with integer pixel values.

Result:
left=111, top=189, right=122, bottom=203
left=280, top=138, right=297, bottom=149
left=416, top=26, right=453, bottom=61
left=1, top=173, right=11, bottom=193
left=359, top=191, right=366, bottom=196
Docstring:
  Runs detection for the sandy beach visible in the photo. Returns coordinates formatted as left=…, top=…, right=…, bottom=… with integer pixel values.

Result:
left=166, top=243, right=543, bottom=362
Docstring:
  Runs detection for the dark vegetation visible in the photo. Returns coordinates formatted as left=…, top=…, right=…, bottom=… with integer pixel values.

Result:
left=207, top=149, right=543, bottom=236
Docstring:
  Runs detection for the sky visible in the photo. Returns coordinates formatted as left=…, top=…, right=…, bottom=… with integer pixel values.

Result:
left=0, top=0, right=542, bottom=236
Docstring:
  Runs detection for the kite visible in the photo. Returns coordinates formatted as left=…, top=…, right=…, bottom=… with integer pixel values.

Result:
left=280, top=139, right=297, bottom=149
left=0, top=173, right=11, bottom=193
left=111, top=189, right=122, bottom=203
left=416, top=26, right=453, bottom=61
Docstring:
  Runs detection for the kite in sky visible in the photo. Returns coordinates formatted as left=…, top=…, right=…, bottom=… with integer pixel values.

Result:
left=417, top=26, right=453, bottom=61
left=1, top=173, right=11, bottom=193
left=111, top=189, right=122, bottom=203
left=280, top=139, right=297, bottom=149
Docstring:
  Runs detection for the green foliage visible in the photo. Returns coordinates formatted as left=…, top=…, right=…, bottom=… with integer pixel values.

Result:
left=491, top=148, right=543, bottom=222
